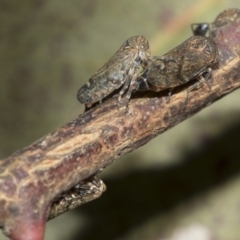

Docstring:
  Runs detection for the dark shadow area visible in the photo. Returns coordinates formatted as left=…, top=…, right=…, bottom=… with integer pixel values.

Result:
left=67, top=119, right=240, bottom=240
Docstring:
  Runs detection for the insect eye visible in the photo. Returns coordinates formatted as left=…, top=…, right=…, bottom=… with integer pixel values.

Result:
left=140, top=42, right=148, bottom=50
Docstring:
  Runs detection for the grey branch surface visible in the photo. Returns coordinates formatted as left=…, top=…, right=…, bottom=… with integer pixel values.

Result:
left=0, top=10, right=240, bottom=240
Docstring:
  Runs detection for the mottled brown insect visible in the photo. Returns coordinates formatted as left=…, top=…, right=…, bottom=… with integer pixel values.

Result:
left=192, top=8, right=240, bottom=37
left=137, top=35, right=218, bottom=96
left=48, top=175, right=106, bottom=220
left=77, top=36, right=151, bottom=108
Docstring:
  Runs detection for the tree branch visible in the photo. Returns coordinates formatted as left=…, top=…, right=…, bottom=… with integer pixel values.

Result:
left=0, top=9, right=240, bottom=240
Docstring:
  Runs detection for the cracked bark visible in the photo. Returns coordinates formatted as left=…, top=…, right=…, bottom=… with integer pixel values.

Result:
left=0, top=9, right=240, bottom=240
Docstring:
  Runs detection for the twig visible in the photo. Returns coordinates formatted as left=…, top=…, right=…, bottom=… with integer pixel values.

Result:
left=0, top=10, right=240, bottom=240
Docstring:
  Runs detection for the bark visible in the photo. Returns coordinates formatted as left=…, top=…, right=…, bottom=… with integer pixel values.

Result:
left=0, top=9, right=240, bottom=240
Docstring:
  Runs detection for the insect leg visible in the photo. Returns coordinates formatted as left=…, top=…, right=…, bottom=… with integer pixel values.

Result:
left=167, top=88, right=173, bottom=103
left=123, top=63, right=141, bottom=107
left=202, top=67, right=212, bottom=91
left=187, top=68, right=212, bottom=93
left=118, top=59, right=141, bottom=106
left=185, top=67, right=212, bottom=101
left=118, top=75, right=131, bottom=104
left=124, top=79, right=139, bottom=106
left=142, top=77, right=151, bottom=90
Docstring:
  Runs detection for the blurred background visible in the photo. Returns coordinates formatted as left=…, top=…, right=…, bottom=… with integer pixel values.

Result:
left=1, top=0, right=240, bottom=239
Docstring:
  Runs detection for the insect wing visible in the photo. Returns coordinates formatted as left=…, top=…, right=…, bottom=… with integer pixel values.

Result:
left=146, top=36, right=218, bottom=90
left=146, top=39, right=189, bottom=89
left=77, top=48, right=136, bottom=105
left=146, top=57, right=179, bottom=89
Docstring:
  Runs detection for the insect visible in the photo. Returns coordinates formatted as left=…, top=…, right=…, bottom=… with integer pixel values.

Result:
left=191, top=8, right=240, bottom=37
left=48, top=175, right=106, bottom=220
left=191, top=23, right=209, bottom=36
left=77, top=36, right=151, bottom=108
left=136, top=35, right=218, bottom=97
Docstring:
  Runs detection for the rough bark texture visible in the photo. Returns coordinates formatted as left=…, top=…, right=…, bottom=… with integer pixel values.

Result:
left=0, top=9, right=240, bottom=240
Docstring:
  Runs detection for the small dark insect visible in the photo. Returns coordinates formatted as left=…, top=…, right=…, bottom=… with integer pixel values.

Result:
left=137, top=35, right=218, bottom=97
left=48, top=175, right=106, bottom=220
left=77, top=36, right=151, bottom=108
left=191, top=8, right=240, bottom=36
left=191, top=23, right=209, bottom=36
